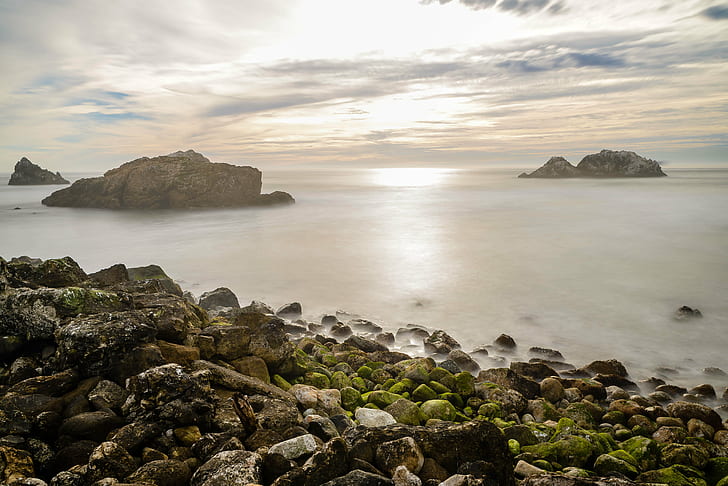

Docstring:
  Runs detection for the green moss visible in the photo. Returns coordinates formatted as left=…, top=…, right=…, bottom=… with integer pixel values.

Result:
left=370, top=368, right=392, bottom=385
left=637, top=466, right=708, bottom=486
left=453, top=372, right=475, bottom=396
left=385, top=398, right=423, bottom=426
left=429, top=380, right=451, bottom=394
left=330, top=370, right=352, bottom=390
left=440, top=392, right=464, bottom=409
left=532, top=459, right=554, bottom=471
left=357, top=365, right=373, bottom=379
left=478, top=402, right=503, bottom=419
left=388, top=378, right=417, bottom=395
left=304, top=372, right=330, bottom=389
left=595, top=453, right=639, bottom=479
left=351, top=376, right=369, bottom=392
left=412, top=384, right=438, bottom=402
left=508, top=439, right=521, bottom=456
left=367, top=390, right=402, bottom=409
left=523, top=435, right=595, bottom=468
left=430, top=367, right=456, bottom=389
left=620, top=436, right=660, bottom=471
left=420, top=399, right=457, bottom=422
left=320, top=353, right=338, bottom=367
left=272, top=374, right=292, bottom=391
left=341, top=387, right=363, bottom=411
left=563, top=403, right=598, bottom=429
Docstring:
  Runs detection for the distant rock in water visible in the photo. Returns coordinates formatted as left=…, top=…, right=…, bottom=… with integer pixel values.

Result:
left=519, top=150, right=667, bottom=178
left=8, top=157, right=69, bottom=185
left=41, top=150, right=295, bottom=209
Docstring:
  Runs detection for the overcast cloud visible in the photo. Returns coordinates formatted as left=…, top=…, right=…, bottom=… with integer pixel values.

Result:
left=0, top=0, right=726, bottom=170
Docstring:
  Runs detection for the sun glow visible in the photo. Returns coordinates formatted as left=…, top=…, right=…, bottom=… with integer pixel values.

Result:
left=371, top=168, right=454, bottom=187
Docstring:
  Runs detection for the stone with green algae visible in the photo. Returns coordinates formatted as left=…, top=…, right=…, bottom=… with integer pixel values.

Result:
left=420, top=399, right=457, bottom=422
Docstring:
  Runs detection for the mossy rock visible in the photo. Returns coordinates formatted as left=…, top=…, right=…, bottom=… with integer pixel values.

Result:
left=594, top=453, right=640, bottom=479
left=384, top=398, right=423, bottom=425
left=439, top=392, right=464, bottom=409
left=477, top=402, right=503, bottom=419
left=532, top=459, right=554, bottom=471
left=529, top=398, right=562, bottom=422
left=420, top=399, right=457, bottom=422
left=428, top=380, right=451, bottom=394
left=330, top=370, right=352, bottom=390
left=304, top=372, right=331, bottom=389
left=563, top=402, right=598, bottom=429
left=662, top=443, right=710, bottom=469
left=356, top=365, right=374, bottom=380
left=365, top=361, right=386, bottom=370
left=272, top=374, right=292, bottom=390
left=382, top=378, right=396, bottom=390
left=706, top=457, right=728, bottom=486
left=412, top=384, right=438, bottom=402
left=430, top=367, right=456, bottom=389
left=341, top=386, right=364, bottom=411
left=637, top=465, right=708, bottom=486
left=388, top=378, right=417, bottom=395
left=401, top=363, right=431, bottom=384
left=522, top=435, right=595, bottom=468
left=603, top=410, right=627, bottom=425
left=370, top=368, right=392, bottom=385
left=351, top=376, right=369, bottom=392
left=367, top=390, right=403, bottom=409
left=620, top=436, right=661, bottom=471
left=453, top=372, right=475, bottom=396
left=320, top=353, right=338, bottom=367
left=508, top=439, right=521, bottom=456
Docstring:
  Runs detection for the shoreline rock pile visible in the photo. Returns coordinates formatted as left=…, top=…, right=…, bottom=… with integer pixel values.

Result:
left=8, top=158, right=69, bottom=185
left=1, top=256, right=727, bottom=486
left=41, top=150, right=294, bottom=209
left=518, top=150, right=667, bottom=178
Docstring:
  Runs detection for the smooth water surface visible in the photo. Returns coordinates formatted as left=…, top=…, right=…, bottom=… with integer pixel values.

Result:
left=1, top=168, right=727, bottom=387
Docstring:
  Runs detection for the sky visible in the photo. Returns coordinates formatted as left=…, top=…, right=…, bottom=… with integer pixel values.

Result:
left=1, top=0, right=727, bottom=172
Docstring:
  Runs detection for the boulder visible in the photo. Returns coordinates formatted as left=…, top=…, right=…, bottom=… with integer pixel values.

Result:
left=190, top=450, right=263, bottom=486
left=344, top=421, right=514, bottom=484
left=519, top=150, right=666, bottom=178
left=8, top=157, right=69, bottom=185
left=54, top=311, right=157, bottom=377
left=42, top=150, right=294, bottom=208
left=199, top=288, right=240, bottom=310
left=674, top=305, right=703, bottom=320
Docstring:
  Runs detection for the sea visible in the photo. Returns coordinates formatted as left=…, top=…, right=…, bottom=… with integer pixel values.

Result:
left=1, top=167, right=727, bottom=391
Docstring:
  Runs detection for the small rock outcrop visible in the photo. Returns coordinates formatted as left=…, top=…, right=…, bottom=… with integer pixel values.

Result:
left=519, top=150, right=667, bottom=178
left=8, top=157, right=69, bottom=185
left=41, top=150, right=294, bottom=209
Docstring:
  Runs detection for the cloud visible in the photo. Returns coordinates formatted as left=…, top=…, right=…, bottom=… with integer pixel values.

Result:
left=421, top=0, right=565, bottom=15
left=701, top=5, right=728, bottom=19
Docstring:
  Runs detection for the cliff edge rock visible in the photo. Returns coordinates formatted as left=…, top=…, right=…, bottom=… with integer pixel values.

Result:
left=41, top=150, right=294, bottom=209
left=8, top=157, right=70, bottom=185
left=519, top=150, right=667, bottom=178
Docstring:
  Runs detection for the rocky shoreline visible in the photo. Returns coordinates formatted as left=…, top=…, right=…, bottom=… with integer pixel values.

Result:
left=1, top=256, right=726, bottom=486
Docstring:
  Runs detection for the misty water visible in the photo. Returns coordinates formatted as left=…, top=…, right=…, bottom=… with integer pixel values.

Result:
left=2, top=168, right=727, bottom=390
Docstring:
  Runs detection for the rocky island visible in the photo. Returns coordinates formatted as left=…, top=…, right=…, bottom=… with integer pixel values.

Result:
left=1, top=255, right=727, bottom=486
left=41, top=150, right=294, bottom=209
left=519, top=150, right=667, bottom=178
left=8, top=157, right=69, bottom=185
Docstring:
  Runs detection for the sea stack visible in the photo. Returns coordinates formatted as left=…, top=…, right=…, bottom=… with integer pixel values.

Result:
left=42, top=150, right=295, bottom=209
left=8, top=157, right=70, bottom=185
left=519, top=150, right=667, bottom=178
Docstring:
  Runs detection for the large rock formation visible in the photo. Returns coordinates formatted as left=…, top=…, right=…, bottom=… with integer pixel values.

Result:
left=8, top=157, right=69, bottom=185
left=41, top=150, right=294, bottom=209
left=519, top=150, right=667, bottom=178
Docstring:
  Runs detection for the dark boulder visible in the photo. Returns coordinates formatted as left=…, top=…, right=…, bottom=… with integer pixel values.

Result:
left=674, top=305, right=703, bottom=320
left=54, top=311, right=157, bottom=377
left=8, top=157, right=69, bottom=185
left=518, top=157, right=580, bottom=178
left=199, top=287, right=240, bottom=310
left=344, top=420, right=515, bottom=484
left=478, top=368, right=540, bottom=399
left=42, top=150, right=294, bottom=209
